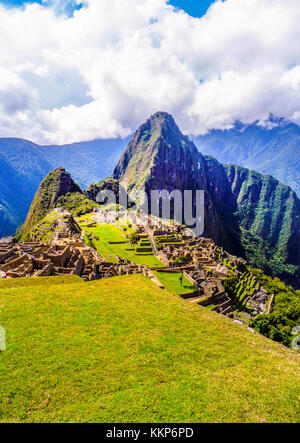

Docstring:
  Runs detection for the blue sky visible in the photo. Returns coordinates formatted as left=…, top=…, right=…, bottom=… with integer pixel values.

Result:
left=0, top=0, right=39, bottom=6
left=0, top=0, right=83, bottom=15
left=169, top=1, right=216, bottom=17
left=0, top=0, right=216, bottom=18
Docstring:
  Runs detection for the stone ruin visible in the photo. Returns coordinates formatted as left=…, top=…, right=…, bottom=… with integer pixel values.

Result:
left=0, top=209, right=267, bottom=320
left=0, top=228, right=146, bottom=282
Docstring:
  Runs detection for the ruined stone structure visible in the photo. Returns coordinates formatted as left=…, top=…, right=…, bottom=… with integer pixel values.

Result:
left=0, top=207, right=267, bottom=320
left=0, top=228, right=146, bottom=282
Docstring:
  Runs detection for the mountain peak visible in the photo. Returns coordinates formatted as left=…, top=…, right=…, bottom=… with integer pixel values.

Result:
left=147, top=111, right=177, bottom=127
left=113, top=112, right=199, bottom=186
left=20, top=167, right=82, bottom=240
left=138, top=111, right=185, bottom=143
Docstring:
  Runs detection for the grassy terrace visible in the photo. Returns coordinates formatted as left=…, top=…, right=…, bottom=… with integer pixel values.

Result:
left=0, top=275, right=83, bottom=289
left=153, top=271, right=197, bottom=296
left=31, top=213, right=60, bottom=242
left=79, top=221, right=164, bottom=268
left=0, top=274, right=299, bottom=423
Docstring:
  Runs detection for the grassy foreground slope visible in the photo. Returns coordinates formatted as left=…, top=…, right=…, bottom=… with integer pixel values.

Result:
left=0, top=275, right=83, bottom=289
left=0, top=275, right=299, bottom=423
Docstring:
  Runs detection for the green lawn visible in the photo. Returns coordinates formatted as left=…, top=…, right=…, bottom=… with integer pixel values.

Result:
left=153, top=271, right=197, bottom=295
left=0, top=275, right=83, bottom=289
left=82, top=223, right=164, bottom=267
left=0, top=274, right=299, bottom=423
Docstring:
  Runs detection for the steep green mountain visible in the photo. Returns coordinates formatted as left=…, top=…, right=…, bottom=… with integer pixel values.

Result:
left=113, top=112, right=238, bottom=247
left=109, top=112, right=300, bottom=287
left=225, top=164, right=300, bottom=282
left=193, top=118, right=300, bottom=196
left=0, top=137, right=128, bottom=237
left=20, top=168, right=82, bottom=240
left=2, top=116, right=299, bottom=239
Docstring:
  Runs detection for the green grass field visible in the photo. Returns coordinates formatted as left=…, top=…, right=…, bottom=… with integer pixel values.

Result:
left=0, top=275, right=83, bottom=289
left=81, top=223, right=164, bottom=267
left=153, top=271, right=197, bottom=295
left=0, top=275, right=299, bottom=423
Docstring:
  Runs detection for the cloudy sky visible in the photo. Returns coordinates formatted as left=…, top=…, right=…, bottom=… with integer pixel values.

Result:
left=0, top=0, right=299, bottom=144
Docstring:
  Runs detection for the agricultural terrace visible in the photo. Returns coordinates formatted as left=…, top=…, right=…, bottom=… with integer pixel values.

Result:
left=153, top=271, right=197, bottom=296
left=77, top=216, right=164, bottom=268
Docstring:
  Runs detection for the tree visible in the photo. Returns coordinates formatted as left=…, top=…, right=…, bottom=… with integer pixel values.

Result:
left=129, top=231, right=139, bottom=245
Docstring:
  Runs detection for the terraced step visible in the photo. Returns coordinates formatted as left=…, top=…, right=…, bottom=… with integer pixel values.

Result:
left=181, top=291, right=201, bottom=300
left=215, top=295, right=228, bottom=305
left=186, top=296, right=205, bottom=304
left=222, top=306, right=234, bottom=316
left=219, top=299, right=231, bottom=310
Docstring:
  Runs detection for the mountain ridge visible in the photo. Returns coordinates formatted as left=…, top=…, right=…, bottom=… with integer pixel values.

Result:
left=1, top=114, right=299, bottom=238
left=0, top=136, right=128, bottom=236
left=193, top=119, right=300, bottom=196
left=109, top=112, right=300, bottom=287
left=2, top=112, right=300, bottom=287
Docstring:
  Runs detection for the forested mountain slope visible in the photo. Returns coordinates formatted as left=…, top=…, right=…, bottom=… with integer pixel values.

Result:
left=193, top=119, right=300, bottom=196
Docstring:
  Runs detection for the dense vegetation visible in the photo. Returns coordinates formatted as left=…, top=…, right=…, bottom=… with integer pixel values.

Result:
left=250, top=269, right=300, bottom=347
left=55, top=192, right=98, bottom=217
left=19, top=168, right=82, bottom=241
left=225, top=165, right=300, bottom=285
left=193, top=119, right=300, bottom=196
left=0, top=275, right=299, bottom=423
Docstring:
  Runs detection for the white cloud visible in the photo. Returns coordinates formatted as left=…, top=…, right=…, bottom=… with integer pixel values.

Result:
left=0, top=0, right=299, bottom=144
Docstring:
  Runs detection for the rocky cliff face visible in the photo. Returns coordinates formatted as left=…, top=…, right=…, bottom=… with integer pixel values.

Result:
left=114, top=112, right=205, bottom=190
left=112, top=112, right=300, bottom=286
left=20, top=168, right=82, bottom=241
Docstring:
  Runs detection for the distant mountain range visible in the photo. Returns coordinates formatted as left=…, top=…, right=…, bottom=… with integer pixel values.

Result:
left=1, top=113, right=299, bottom=247
left=0, top=137, right=128, bottom=237
left=193, top=117, right=300, bottom=196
